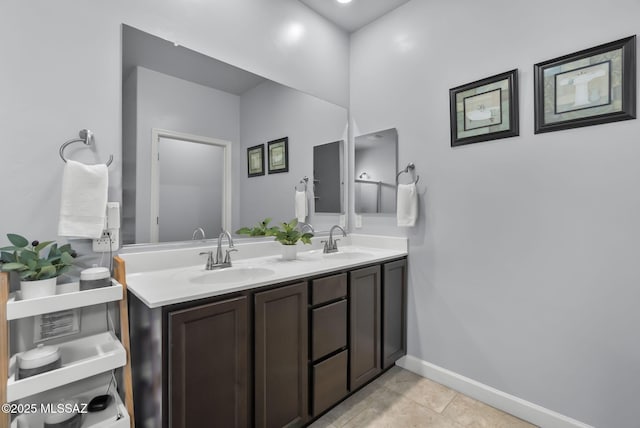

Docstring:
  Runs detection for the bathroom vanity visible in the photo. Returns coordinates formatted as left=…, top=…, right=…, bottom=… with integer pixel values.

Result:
left=120, top=236, right=407, bottom=428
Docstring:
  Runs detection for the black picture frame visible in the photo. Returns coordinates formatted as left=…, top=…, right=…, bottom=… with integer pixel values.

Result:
left=534, top=35, right=636, bottom=134
left=267, top=137, right=289, bottom=174
left=247, top=144, right=265, bottom=177
left=449, top=69, right=519, bottom=147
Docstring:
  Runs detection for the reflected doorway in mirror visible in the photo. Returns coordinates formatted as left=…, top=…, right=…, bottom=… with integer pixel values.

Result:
left=150, top=129, right=232, bottom=243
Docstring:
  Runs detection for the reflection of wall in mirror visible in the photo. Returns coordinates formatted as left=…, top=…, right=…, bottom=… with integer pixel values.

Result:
left=239, top=80, right=347, bottom=229
left=122, top=66, right=240, bottom=244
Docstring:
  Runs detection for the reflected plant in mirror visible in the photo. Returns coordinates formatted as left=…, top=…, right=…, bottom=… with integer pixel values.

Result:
left=235, top=218, right=313, bottom=245
left=235, top=218, right=278, bottom=237
left=354, top=128, right=398, bottom=214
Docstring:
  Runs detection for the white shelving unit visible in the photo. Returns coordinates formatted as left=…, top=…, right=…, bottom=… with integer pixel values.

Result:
left=7, top=332, right=126, bottom=402
left=11, top=382, right=130, bottom=428
left=6, top=281, right=123, bottom=321
left=0, top=273, right=135, bottom=428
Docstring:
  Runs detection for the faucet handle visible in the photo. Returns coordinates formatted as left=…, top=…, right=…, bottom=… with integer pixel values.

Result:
left=224, top=248, right=238, bottom=264
left=333, top=238, right=341, bottom=250
left=199, top=251, right=215, bottom=269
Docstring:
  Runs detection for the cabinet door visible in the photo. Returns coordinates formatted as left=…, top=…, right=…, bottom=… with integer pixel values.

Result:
left=349, top=265, right=381, bottom=390
left=255, top=282, right=308, bottom=428
left=382, top=259, right=407, bottom=369
left=169, top=296, right=248, bottom=428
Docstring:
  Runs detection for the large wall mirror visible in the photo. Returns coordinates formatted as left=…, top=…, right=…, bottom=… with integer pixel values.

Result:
left=122, top=25, right=348, bottom=245
left=354, top=128, right=398, bottom=214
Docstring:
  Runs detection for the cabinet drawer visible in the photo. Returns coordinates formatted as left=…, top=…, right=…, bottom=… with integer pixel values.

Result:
left=311, top=273, right=347, bottom=305
left=312, top=350, right=348, bottom=416
left=312, top=300, right=347, bottom=361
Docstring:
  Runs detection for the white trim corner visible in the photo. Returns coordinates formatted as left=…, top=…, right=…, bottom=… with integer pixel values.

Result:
left=396, top=355, right=593, bottom=428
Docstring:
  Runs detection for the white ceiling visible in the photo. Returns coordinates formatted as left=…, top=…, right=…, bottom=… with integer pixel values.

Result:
left=299, top=0, right=411, bottom=33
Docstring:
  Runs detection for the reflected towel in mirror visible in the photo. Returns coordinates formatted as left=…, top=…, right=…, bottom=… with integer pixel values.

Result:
left=58, top=160, right=108, bottom=239
left=295, top=190, right=307, bottom=222
left=397, top=183, right=418, bottom=227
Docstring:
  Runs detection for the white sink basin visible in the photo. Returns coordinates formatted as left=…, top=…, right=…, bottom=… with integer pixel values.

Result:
left=189, top=267, right=276, bottom=285
left=322, top=251, right=374, bottom=260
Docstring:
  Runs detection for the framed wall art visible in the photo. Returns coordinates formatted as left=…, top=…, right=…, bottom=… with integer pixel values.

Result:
left=247, top=144, right=265, bottom=177
left=267, top=137, right=289, bottom=174
left=449, top=69, right=519, bottom=147
left=534, top=35, right=636, bottom=133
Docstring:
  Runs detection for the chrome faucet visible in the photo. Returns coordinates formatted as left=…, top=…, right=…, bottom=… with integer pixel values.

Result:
left=323, top=225, right=347, bottom=254
left=199, top=230, right=237, bottom=270
left=192, top=227, right=206, bottom=240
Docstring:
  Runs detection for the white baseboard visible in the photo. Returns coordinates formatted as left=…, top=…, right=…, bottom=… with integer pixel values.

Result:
left=396, top=355, right=593, bottom=428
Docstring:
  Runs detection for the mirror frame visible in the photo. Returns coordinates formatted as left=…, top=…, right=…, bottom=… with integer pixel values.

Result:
left=149, top=128, right=232, bottom=242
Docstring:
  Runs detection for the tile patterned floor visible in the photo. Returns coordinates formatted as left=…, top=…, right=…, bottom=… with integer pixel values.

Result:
left=309, top=366, right=537, bottom=428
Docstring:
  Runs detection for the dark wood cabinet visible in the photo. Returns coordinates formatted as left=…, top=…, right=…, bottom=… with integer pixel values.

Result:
left=132, top=257, right=407, bottom=428
left=255, top=282, right=308, bottom=428
left=309, top=275, right=349, bottom=418
left=168, top=296, right=249, bottom=428
left=349, top=265, right=381, bottom=391
left=382, top=259, right=407, bottom=369
left=312, top=350, right=348, bottom=416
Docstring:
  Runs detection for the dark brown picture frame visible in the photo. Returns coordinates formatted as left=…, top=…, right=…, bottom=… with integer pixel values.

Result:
left=267, top=137, right=289, bottom=174
left=534, top=35, right=636, bottom=133
left=247, top=144, right=265, bottom=177
left=449, top=69, right=519, bottom=147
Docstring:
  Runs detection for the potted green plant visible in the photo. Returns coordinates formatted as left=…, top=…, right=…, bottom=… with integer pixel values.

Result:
left=235, top=218, right=279, bottom=237
left=0, top=233, right=77, bottom=299
left=236, top=218, right=313, bottom=260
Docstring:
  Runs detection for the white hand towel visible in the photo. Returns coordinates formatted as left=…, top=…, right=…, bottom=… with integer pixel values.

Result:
left=58, top=160, right=108, bottom=239
left=397, top=183, right=418, bottom=227
left=295, top=190, right=307, bottom=222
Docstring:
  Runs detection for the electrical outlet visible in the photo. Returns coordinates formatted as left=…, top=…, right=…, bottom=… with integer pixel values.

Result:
left=355, top=214, right=363, bottom=228
left=92, top=229, right=119, bottom=252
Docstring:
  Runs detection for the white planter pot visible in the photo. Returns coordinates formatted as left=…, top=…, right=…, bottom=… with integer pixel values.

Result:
left=20, top=277, right=57, bottom=300
left=281, top=245, right=298, bottom=261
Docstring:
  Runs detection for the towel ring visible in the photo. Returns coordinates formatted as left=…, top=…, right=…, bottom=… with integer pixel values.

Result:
left=59, top=129, right=114, bottom=167
left=295, top=176, right=309, bottom=191
left=396, top=163, right=420, bottom=184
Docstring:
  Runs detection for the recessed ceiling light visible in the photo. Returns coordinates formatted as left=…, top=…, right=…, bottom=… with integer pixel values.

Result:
left=336, top=0, right=352, bottom=4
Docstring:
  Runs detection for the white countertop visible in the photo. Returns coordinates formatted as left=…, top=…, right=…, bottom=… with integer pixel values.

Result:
left=120, top=234, right=407, bottom=308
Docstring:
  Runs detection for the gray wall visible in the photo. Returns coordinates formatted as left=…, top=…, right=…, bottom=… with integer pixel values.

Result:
left=350, top=1, right=640, bottom=427
left=239, top=80, right=347, bottom=231
left=0, top=0, right=349, bottom=245
left=129, top=66, right=240, bottom=243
